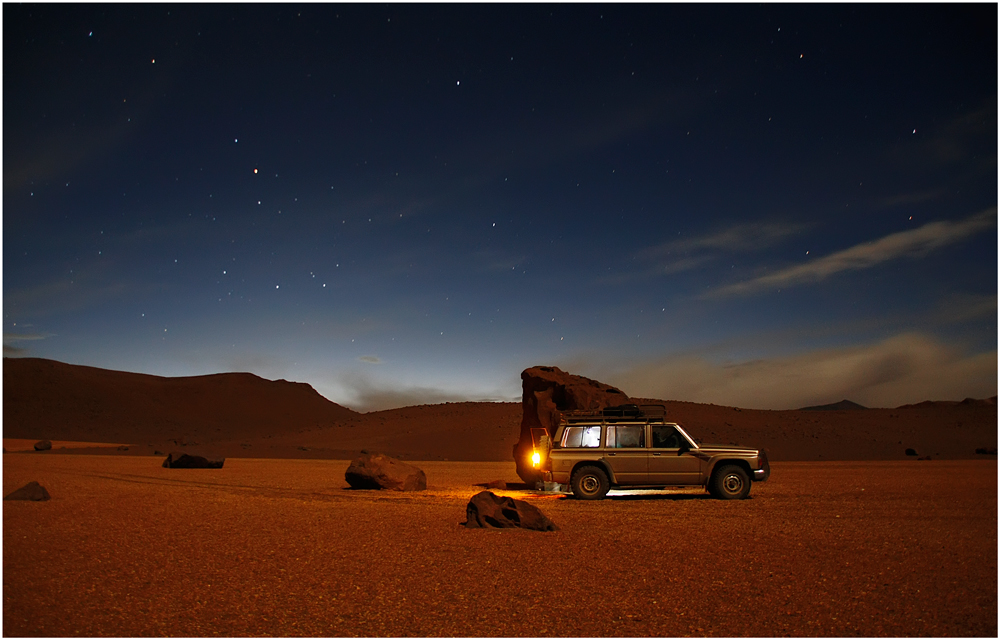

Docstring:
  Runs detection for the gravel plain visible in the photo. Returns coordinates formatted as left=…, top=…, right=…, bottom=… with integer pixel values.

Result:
left=3, top=455, right=996, bottom=637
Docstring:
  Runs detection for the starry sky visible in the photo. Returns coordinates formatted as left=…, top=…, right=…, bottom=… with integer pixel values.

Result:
left=4, top=4, right=997, bottom=411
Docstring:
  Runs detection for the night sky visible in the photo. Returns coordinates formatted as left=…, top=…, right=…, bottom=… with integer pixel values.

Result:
left=4, top=4, right=997, bottom=411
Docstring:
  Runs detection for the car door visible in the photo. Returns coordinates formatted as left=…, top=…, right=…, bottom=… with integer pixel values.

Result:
left=603, top=423, right=648, bottom=484
left=647, top=424, right=702, bottom=485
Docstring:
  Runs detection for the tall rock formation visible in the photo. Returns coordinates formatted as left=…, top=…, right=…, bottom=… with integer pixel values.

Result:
left=513, top=366, right=631, bottom=483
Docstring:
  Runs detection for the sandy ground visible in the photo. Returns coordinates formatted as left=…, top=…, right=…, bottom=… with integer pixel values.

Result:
left=3, top=454, right=996, bottom=637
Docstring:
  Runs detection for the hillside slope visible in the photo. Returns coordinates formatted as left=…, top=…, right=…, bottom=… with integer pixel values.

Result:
left=3, top=358, right=358, bottom=447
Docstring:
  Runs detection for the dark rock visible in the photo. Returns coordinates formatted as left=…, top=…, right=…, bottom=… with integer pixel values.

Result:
left=976, top=447, right=998, bottom=455
left=5, top=481, right=50, bottom=501
left=463, top=491, right=558, bottom=531
left=514, top=366, right=630, bottom=483
left=905, top=448, right=918, bottom=456
left=33, top=440, right=52, bottom=451
left=345, top=452, right=426, bottom=491
left=162, top=452, right=225, bottom=469
left=486, top=479, right=507, bottom=490
left=117, top=445, right=129, bottom=451
left=153, top=450, right=164, bottom=455
left=918, top=455, right=933, bottom=460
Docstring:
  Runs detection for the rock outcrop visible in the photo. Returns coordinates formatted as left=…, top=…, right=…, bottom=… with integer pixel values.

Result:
left=4, top=481, right=51, bottom=501
left=162, top=452, right=225, bottom=469
left=463, top=491, right=558, bottom=531
left=345, top=452, right=426, bottom=491
left=513, top=366, right=630, bottom=483
left=33, top=440, right=52, bottom=451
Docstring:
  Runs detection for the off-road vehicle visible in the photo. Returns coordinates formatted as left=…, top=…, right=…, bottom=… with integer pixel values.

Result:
left=530, top=404, right=769, bottom=500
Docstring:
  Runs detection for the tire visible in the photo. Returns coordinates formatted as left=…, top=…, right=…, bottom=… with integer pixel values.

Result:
left=571, top=465, right=610, bottom=500
left=709, top=464, right=751, bottom=500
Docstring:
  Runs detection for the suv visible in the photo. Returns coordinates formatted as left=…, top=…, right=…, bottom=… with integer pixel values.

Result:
left=532, top=404, right=770, bottom=500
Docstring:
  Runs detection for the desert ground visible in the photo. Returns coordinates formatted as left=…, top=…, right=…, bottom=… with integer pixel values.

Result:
left=3, top=453, right=996, bottom=637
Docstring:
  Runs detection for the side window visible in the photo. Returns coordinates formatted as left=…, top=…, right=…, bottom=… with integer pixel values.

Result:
left=562, top=426, right=602, bottom=448
left=610, top=425, right=645, bottom=448
left=651, top=425, right=682, bottom=448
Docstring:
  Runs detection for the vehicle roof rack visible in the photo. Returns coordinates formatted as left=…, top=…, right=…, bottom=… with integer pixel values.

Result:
left=562, top=403, right=667, bottom=420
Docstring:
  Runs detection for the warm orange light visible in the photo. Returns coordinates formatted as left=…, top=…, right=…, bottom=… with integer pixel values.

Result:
left=531, top=451, right=541, bottom=467
left=253, top=168, right=258, bottom=174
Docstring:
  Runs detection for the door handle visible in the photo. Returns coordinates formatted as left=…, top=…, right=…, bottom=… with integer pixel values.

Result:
left=653, top=452, right=661, bottom=456
left=608, top=452, right=616, bottom=456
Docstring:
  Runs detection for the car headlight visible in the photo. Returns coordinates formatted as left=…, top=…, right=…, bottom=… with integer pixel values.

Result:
left=531, top=451, right=541, bottom=467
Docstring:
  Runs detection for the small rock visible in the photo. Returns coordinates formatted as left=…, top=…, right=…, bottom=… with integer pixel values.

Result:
left=486, top=479, right=507, bottom=490
left=162, top=452, right=225, bottom=469
left=34, top=440, right=52, bottom=452
left=4, top=481, right=50, bottom=501
left=117, top=445, right=129, bottom=451
left=464, top=491, right=559, bottom=531
left=905, top=448, right=918, bottom=457
left=345, top=452, right=426, bottom=491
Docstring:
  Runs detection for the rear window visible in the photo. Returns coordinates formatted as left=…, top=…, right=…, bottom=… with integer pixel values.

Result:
left=562, top=425, right=602, bottom=448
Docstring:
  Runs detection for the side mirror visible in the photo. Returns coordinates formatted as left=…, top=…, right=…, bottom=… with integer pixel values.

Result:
left=678, top=441, right=691, bottom=453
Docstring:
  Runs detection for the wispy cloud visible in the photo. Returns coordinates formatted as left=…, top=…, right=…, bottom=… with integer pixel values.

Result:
left=358, top=355, right=382, bottom=364
left=2, top=332, right=52, bottom=357
left=324, top=371, right=516, bottom=412
left=706, top=208, right=997, bottom=298
left=601, top=220, right=807, bottom=284
left=602, top=333, right=997, bottom=409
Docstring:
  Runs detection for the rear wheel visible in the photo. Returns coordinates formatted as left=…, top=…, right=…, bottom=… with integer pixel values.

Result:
left=709, top=464, right=751, bottom=500
left=571, top=465, right=610, bottom=500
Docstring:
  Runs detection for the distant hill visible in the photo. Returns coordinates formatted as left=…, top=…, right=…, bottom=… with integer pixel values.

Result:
left=4, top=358, right=997, bottom=462
left=3, top=357, right=358, bottom=446
left=799, top=399, right=868, bottom=411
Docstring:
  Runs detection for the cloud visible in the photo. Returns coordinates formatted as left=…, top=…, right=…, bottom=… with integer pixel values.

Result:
left=601, top=333, right=997, bottom=410
left=706, top=208, right=997, bottom=298
left=328, top=371, right=517, bottom=412
left=2, top=332, right=51, bottom=356
left=601, top=221, right=807, bottom=284
left=358, top=355, right=382, bottom=364
left=640, top=222, right=807, bottom=259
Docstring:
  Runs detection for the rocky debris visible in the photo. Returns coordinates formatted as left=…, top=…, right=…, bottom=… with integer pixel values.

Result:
left=463, top=491, right=558, bottom=531
left=905, top=448, right=918, bottom=457
left=485, top=479, right=507, bottom=490
left=918, top=455, right=933, bottom=461
left=345, top=452, right=426, bottom=491
left=117, top=445, right=129, bottom=451
left=162, top=452, right=225, bottom=469
left=514, top=366, right=631, bottom=483
left=33, top=440, right=52, bottom=452
left=976, top=447, right=998, bottom=455
left=5, top=481, right=51, bottom=501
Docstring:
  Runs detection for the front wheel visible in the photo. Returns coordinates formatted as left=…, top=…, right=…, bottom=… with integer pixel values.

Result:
left=571, top=465, right=610, bottom=500
left=709, top=464, right=751, bottom=500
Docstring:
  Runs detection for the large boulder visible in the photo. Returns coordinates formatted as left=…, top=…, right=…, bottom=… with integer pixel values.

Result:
left=513, top=366, right=631, bottom=483
left=345, top=453, right=426, bottom=491
left=162, top=452, right=225, bottom=469
left=463, top=491, right=558, bottom=531
left=33, top=440, right=52, bottom=451
left=4, top=481, right=51, bottom=501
